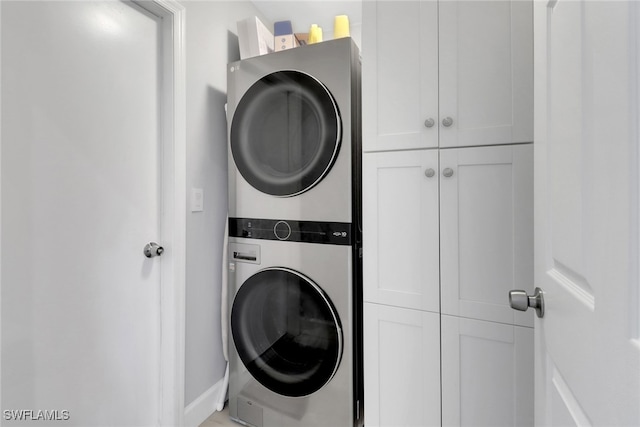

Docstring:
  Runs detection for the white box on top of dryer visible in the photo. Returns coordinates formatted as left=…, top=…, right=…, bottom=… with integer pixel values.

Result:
left=237, top=16, right=274, bottom=59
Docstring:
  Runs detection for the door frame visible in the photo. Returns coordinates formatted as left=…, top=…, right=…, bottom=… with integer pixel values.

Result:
left=0, top=1, right=187, bottom=424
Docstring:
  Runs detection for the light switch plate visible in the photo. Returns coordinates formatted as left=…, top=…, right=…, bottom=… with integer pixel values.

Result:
left=191, top=188, right=203, bottom=212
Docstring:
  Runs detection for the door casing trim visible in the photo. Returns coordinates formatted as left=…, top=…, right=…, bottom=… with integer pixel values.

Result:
left=135, top=0, right=187, bottom=424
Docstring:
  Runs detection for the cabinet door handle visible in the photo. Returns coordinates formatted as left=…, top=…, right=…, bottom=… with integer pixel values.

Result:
left=424, top=168, right=436, bottom=178
left=442, top=117, right=454, bottom=127
left=424, top=118, right=435, bottom=128
left=442, top=168, right=454, bottom=178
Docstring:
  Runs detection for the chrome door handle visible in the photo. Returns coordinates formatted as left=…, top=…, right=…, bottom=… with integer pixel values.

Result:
left=442, top=117, right=454, bottom=127
left=509, top=287, right=544, bottom=318
left=424, top=118, right=435, bottom=128
left=442, top=168, right=454, bottom=178
left=144, top=242, right=164, bottom=258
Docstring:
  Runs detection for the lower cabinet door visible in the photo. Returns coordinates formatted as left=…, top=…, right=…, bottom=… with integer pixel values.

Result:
left=364, top=303, right=441, bottom=427
left=441, top=315, right=534, bottom=427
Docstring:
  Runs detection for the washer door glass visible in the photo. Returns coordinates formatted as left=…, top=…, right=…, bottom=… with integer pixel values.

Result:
left=231, top=268, right=343, bottom=397
left=230, top=71, right=341, bottom=197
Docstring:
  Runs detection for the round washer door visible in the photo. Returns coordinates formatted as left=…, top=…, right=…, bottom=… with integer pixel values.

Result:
left=231, top=268, right=343, bottom=397
left=230, top=70, right=342, bottom=197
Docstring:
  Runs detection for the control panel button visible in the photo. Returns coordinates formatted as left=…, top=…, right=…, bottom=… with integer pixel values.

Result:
left=273, top=221, right=292, bottom=240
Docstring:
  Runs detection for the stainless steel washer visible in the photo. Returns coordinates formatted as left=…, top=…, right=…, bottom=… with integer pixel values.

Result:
left=228, top=221, right=362, bottom=427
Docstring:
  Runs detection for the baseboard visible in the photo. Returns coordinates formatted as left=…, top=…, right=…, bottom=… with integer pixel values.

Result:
left=183, top=378, right=225, bottom=427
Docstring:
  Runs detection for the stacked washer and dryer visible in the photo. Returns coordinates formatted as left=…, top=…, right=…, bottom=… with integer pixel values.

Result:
left=226, top=38, right=363, bottom=427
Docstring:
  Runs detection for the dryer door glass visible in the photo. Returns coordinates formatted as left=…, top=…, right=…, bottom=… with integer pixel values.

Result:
left=230, top=71, right=341, bottom=197
left=231, top=268, right=343, bottom=397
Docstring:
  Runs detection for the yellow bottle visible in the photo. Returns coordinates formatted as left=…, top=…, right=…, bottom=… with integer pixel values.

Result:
left=308, top=24, right=323, bottom=44
left=333, top=15, right=350, bottom=39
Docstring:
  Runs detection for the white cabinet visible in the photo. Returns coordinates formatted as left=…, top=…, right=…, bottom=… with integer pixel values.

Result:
left=440, top=145, right=534, bottom=327
left=441, top=315, right=534, bottom=427
left=362, top=0, right=533, bottom=152
left=362, top=1, right=534, bottom=425
left=363, top=149, right=439, bottom=313
left=362, top=145, right=534, bottom=426
left=364, top=303, right=441, bottom=427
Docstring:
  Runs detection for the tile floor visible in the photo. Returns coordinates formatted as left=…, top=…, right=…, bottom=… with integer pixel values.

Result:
left=199, top=405, right=239, bottom=427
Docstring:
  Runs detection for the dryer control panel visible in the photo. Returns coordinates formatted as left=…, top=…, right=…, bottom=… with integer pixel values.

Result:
left=229, top=217, right=352, bottom=246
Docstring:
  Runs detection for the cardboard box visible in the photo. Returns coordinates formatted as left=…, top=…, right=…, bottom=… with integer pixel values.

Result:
left=294, top=33, right=309, bottom=46
left=237, top=16, right=274, bottom=59
left=274, top=34, right=299, bottom=52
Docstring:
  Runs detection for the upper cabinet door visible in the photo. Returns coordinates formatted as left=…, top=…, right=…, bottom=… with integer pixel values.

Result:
left=362, top=1, right=438, bottom=152
left=440, top=144, right=533, bottom=327
left=363, top=149, right=440, bottom=313
left=439, top=1, right=533, bottom=148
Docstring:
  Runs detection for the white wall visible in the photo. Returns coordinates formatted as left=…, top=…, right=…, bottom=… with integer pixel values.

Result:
left=180, top=0, right=269, bottom=408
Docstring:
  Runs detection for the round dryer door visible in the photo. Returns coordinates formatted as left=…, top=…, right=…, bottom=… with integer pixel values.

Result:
left=231, top=268, right=343, bottom=397
left=230, top=70, right=342, bottom=197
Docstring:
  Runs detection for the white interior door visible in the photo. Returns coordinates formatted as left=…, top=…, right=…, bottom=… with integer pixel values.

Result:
left=533, top=0, right=640, bottom=425
left=1, top=1, right=180, bottom=425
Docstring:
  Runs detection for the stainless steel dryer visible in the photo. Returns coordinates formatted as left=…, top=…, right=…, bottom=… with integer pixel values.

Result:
left=227, top=219, right=362, bottom=427
left=226, top=37, right=360, bottom=223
